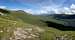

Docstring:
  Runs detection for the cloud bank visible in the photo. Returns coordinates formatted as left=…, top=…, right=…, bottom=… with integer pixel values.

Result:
left=53, top=4, right=75, bottom=15
left=9, top=4, right=75, bottom=15
left=0, top=6, right=7, bottom=9
left=1, top=0, right=75, bottom=15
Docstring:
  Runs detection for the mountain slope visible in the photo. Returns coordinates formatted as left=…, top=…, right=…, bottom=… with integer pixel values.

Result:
left=0, top=10, right=46, bottom=27
left=1, top=15, right=75, bottom=40
left=40, top=14, right=75, bottom=27
left=0, top=9, right=75, bottom=40
left=0, top=17, right=45, bottom=40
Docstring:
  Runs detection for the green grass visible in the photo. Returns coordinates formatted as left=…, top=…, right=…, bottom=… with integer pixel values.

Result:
left=0, top=11, right=46, bottom=27
left=0, top=10, right=75, bottom=40
left=40, top=27, right=75, bottom=40
left=0, top=17, right=42, bottom=40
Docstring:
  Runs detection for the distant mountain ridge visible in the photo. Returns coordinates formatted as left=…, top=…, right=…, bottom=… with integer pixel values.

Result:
left=40, top=14, right=75, bottom=19
left=40, top=14, right=75, bottom=27
left=53, top=14, right=75, bottom=19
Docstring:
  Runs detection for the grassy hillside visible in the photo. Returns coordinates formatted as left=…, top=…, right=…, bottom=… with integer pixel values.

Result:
left=0, top=10, right=46, bottom=26
left=0, top=9, right=75, bottom=40
left=1, top=16, right=75, bottom=40
left=0, top=17, right=45, bottom=40
left=40, top=14, right=75, bottom=27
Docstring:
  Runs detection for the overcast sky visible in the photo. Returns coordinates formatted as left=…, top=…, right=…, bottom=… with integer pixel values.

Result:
left=0, top=0, right=75, bottom=14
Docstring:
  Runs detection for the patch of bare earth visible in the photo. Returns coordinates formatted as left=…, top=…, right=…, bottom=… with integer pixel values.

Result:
left=9, top=27, right=44, bottom=40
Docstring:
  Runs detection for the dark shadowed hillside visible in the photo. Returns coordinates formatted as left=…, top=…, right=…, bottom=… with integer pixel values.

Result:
left=40, top=14, right=75, bottom=27
left=53, top=14, right=75, bottom=19
left=42, top=20, right=75, bottom=31
left=0, top=8, right=9, bottom=13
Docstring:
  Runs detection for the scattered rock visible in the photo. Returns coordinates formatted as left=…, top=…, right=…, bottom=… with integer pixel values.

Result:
left=10, top=27, right=44, bottom=40
left=0, top=30, right=3, bottom=33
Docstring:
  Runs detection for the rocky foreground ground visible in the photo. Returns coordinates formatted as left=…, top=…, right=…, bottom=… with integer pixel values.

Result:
left=0, top=24, right=44, bottom=40
left=11, top=27, right=44, bottom=40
